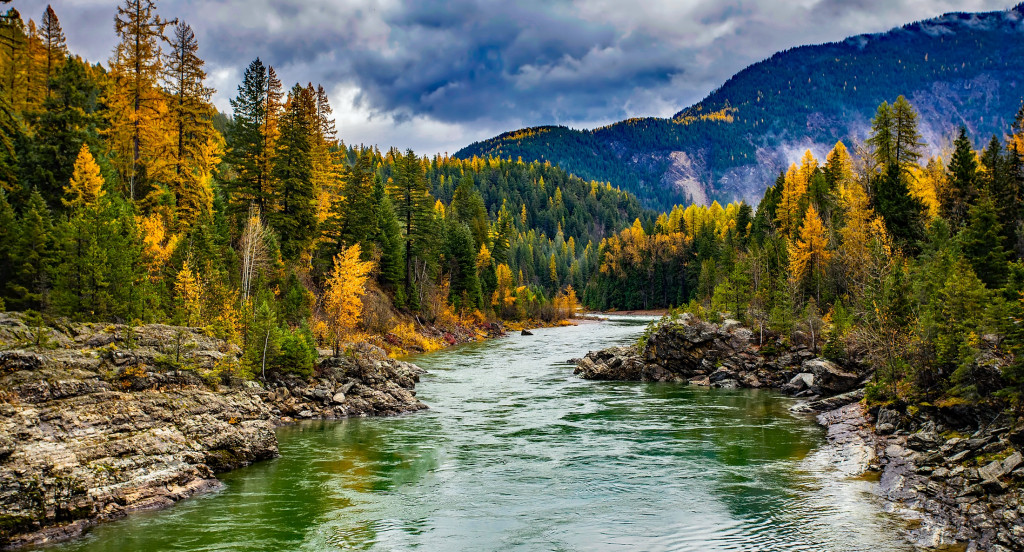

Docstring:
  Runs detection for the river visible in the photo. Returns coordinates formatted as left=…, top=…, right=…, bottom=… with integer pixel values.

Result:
left=43, top=315, right=911, bottom=552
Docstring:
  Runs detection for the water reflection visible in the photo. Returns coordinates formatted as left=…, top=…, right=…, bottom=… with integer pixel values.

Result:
left=44, top=316, right=911, bottom=552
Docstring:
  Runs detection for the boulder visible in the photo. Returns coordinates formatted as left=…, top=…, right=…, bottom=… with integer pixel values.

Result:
left=521, top=329, right=534, bottom=336
left=801, top=358, right=859, bottom=394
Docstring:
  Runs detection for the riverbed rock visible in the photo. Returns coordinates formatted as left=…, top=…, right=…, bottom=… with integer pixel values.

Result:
left=0, top=314, right=429, bottom=549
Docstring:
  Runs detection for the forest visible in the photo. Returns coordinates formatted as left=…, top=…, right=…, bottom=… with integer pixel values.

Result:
left=0, top=2, right=650, bottom=377
left=592, top=94, right=1024, bottom=408
left=3, top=1, right=1024, bottom=412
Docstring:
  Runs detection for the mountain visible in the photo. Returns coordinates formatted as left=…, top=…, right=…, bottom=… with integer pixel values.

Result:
left=455, top=4, right=1024, bottom=210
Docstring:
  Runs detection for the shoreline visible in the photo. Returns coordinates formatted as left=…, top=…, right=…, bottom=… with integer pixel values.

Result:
left=573, top=314, right=1024, bottom=551
left=0, top=313, right=499, bottom=550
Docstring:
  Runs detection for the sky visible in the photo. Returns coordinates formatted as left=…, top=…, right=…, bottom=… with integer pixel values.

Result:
left=23, top=0, right=1018, bottom=155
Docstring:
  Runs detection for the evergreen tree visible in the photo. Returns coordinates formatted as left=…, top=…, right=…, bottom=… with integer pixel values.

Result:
left=0, top=188, right=17, bottom=302
left=959, top=192, right=1008, bottom=288
left=450, top=172, right=488, bottom=249
left=10, top=190, right=54, bottom=310
left=270, top=83, right=316, bottom=259
left=38, top=5, right=66, bottom=98
left=226, top=58, right=269, bottom=215
left=372, top=175, right=404, bottom=293
left=873, top=162, right=924, bottom=250
left=444, top=221, right=482, bottom=310
left=389, top=149, right=434, bottom=301
left=943, top=126, right=978, bottom=228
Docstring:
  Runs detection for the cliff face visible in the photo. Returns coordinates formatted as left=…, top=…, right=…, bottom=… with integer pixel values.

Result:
left=0, top=314, right=426, bottom=549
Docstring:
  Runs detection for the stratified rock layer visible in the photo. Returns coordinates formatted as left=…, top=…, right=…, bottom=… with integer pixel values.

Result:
left=0, top=315, right=425, bottom=549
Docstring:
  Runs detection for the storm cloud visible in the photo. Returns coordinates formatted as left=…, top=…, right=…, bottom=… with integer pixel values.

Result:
left=25, top=0, right=1017, bottom=153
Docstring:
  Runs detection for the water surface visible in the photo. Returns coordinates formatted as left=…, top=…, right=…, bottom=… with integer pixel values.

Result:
left=47, top=316, right=910, bottom=551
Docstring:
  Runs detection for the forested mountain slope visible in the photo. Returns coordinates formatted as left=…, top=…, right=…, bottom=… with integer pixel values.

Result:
left=456, top=4, right=1024, bottom=209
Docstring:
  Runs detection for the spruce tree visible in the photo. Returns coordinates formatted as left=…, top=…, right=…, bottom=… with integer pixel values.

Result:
left=959, top=192, right=1008, bottom=288
left=39, top=5, right=67, bottom=98
left=226, top=58, right=269, bottom=215
left=943, top=126, right=978, bottom=228
left=270, top=83, right=316, bottom=259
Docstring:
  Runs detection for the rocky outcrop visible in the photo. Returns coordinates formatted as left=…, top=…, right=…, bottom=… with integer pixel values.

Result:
left=574, top=315, right=862, bottom=397
left=815, top=404, right=1024, bottom=552
left=0, top=314, right=426, bottom=549
left=574, top=314, right=1024, bottom=552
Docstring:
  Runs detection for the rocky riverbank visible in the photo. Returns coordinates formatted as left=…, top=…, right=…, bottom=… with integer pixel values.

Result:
left=0, top=314, right=438, bottom=549
left=574, top=314, right=1024, bottom=551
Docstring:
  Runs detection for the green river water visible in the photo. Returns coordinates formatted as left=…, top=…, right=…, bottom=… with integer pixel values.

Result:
left=43, top=315, right=912, bottom=551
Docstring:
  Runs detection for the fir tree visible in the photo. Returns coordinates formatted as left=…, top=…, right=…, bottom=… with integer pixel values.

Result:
left=270, top=83, right=316, bottom=259
left=943, top=126, right=978, bottom=228
left=39, top=5, right=66, bottom=98
left=959, top=192, right=1008, bottom=288
left=226, top=58, right=269, bottom=215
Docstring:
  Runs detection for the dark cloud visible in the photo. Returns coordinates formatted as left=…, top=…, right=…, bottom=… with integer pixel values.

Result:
left=25, top=0, right=1018, bottom=153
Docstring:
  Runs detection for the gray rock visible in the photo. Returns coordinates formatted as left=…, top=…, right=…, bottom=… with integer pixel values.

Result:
left=979, top=460, right=1006, bottom=482
left=331, top=392, right=346, bottom=404
left=1002, top=451, right=1022, bottom=474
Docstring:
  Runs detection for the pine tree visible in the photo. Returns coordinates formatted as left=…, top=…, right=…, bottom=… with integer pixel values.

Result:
left=63, top=144, right=105, bottom=208
left=960, top=192, right=1008, bottom=288
left=107, top=0, right=175, bottom=202
left=389, top=149, right=434, bottom=301
left=21, top=56, right=98, bottom=208
left=874, top=162, right=925, bottom=249
left=0, top=188, right=18, bottom=303
left=10, top=190, right=54, bottom=310
left=444, top=221, right=482, bottom=310
left=38, top=5, right=66, bottom=99
left=164, top=21, right=216, bottom=226
left=226, top=58, right=269, bottom=214
left=450, top=172, right=488, bottom=249
left=371, top=175, right=404, bottom=292
left=867, top=101, right=895, bottom=169
left=892, top=95, right=925, bottom=172
left=943, top=126, right=978, bottom=228
left=270, top=83, right=316, bottom=259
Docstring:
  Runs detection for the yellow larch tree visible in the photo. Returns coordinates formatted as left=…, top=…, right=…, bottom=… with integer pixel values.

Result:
left=788, top=204, right=831, bottom=302
left=63, top=144, right=105, bottom=209
left=776, top=162, right=808, bottom=237
left=139, top=212, right=180, bottom=281
left=837, top=180, right=891, bottom=296
left=106, top=0, right=175, bottom=203
left=174, top=258, right=202, bottom=326
left=322, top=244, right=374, bottom=355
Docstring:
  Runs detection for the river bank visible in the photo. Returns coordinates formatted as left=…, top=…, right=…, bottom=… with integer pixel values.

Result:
left=574, top=313, right=1024, bottom=552
left=0, top=311, right=499, bottom=549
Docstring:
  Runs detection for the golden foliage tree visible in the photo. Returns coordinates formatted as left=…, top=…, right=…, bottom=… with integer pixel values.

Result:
left=322, top=243, right=373, bottom=354
left=106, top=0, right=175, bottom=202
left=174, top=258, right=202, bottom=326
left=164, top=21, right=217, bottom=226
left=788, top=204, right=831, bottom=301
left=63, top=144, right=105, bottom=208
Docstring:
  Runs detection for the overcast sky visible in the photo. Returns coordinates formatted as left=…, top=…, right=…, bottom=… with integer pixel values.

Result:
left=22, top=0, right=1017, bottom=155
